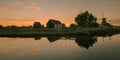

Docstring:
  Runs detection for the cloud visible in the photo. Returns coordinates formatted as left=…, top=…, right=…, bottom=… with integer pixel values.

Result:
left=15, top=1, right=23, bottom=6
left=0, top=5, right=18, bottom=12
left=14, top=2, right=41, bottom=11
left=0, top=18, right=35, bottom=22
left=16, top=53, right=25, bottom=56
left=29, top=48, right=42, bottom=55
left=0, top=5, right=7, bottom=10
left=0, top=46, right=19, bottom=56
left=72, top=8, right=81, bottom=13
left=0, top=5, right=11, bottom=10
left=26, top=3, right=41, bottom=11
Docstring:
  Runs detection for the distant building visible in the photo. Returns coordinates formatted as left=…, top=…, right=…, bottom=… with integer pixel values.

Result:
left=47, top=19, right=64, bottom=29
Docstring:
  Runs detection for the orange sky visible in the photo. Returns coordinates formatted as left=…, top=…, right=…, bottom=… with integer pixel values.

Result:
left=0, top=0, right=120, bottom=27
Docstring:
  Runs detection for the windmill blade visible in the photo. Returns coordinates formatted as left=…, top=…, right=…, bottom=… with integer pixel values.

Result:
left=97, top=18, right=103, bottom=20
left=106, top=19, right=120, bottom=24
left=108, top=19, right=120, bottom=20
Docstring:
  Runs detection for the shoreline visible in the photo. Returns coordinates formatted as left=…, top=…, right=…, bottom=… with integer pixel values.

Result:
left=0, top=26, right=120, bottom=38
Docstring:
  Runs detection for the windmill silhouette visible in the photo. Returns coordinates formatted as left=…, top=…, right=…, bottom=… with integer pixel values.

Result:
left=97, top=13, right=112, bottom=25
left=101, top=13, right=107, bottom=25
left=98, top=13, right=112, bottom=24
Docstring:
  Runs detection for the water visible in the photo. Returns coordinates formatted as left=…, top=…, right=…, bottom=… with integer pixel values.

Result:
left=0, top=34, right=120, bottom=60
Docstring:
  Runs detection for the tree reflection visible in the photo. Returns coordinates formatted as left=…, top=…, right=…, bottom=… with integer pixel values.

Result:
left=46, top=36, right=97, bottom=49
left=47, top=36, right=61, bottom=42
left=34, top=36, right=41, bottom=40
left=75, top=36, right=97, bottom=49
left=33, top=35, right=113, bottom=50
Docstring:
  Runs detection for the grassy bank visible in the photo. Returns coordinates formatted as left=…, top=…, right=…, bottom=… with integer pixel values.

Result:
left=0, top=26, right=120, bottom=37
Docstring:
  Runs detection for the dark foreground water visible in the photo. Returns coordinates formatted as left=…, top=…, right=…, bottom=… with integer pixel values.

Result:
left=0, top=34, right=120, bottom=60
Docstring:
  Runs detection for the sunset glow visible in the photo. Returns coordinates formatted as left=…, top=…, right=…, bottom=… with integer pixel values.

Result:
left=0, top=0, right=120, bottom=26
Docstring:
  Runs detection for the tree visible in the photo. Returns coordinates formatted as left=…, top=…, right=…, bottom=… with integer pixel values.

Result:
left=33, top=22, right=42, bottom=28
left=75, top=11, right=98, bottom=27
left=70, top=23, right=77, bottom=27
left=62, top=23, right=66, bottom=28
left=8, top=25, right=18, bottom=29
left=0, top=25, right=3, bottom=29
left=41, top=25, right=45, bottom=28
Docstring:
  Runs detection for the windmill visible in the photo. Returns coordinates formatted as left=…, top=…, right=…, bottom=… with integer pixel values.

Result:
left=97, top=13, right=107, bottom=25
left=97, top=13, right=112, bottom=25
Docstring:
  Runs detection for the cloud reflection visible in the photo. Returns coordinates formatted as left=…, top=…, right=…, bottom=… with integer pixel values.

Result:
left=0, top=38, right=43, bottom=56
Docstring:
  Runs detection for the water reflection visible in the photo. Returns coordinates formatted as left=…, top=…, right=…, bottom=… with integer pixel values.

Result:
left=34, top=36, right=41, bottom=40
left=75, top=36, right=97, bottom=49
left=0, top=34, right=120, bottom=60
left=32, top=35, right=113, bottom=49
left=45, top=36, right=97, bottom=49
left=0, top=35, right=113, bottom=50
left=47, top=36, right=61, bottom=42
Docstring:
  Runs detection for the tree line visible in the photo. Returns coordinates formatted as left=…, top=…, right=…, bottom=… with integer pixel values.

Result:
left=0, top=11, right=111, bottom=29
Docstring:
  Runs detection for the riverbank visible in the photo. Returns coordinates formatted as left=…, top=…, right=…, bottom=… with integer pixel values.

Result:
left=0, top=26, right=120, bottom=37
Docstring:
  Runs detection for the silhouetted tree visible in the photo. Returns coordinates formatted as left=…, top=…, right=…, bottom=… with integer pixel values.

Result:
left=0, top=25, right=3, bottom=28
left=20, top=26, right=32, bottom=29
left=7, top=25, right=18, bottom=29
left=70, top=23, right=77, bottom=27
left=41, top=25, right=45, bottom=28
left=75, top=11, right=99, bottom=27
left=62, top=23, right=66, bottom=28
left=33, top=22, right=42, bottom=28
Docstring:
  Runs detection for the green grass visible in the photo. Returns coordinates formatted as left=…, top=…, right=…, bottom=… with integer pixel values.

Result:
left=0, top=26, right=120, bottom=37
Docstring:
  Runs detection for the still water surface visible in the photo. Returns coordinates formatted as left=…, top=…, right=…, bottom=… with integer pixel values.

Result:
left=0, top=34, right=120, bottom=60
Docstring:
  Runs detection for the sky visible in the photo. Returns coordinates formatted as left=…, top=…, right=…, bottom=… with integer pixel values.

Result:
left=0, top=0, right=120, bottom=26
